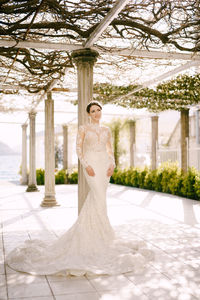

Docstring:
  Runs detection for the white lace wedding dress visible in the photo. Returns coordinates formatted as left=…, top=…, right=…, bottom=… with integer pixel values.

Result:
left=6, top=124, right=153, bottom=276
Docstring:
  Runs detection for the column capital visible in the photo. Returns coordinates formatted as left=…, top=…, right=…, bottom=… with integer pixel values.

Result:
left=151, top=115, right=159, bottom=121
left=129, top=120, right=136, bottom=126
left=29, top=111, right=37, bottom=118
left=180, top=108, right=189, bottom=112
left=62, top=124, right=68, bottom=133
left=47, top=91, right=52, bottom=100
left=71, top=48, right=99, bottom=66
left=22, top=123, right=28, bottom=129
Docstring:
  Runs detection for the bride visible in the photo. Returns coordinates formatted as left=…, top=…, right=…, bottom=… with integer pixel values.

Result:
left=6, top=101, right=153, bottom=276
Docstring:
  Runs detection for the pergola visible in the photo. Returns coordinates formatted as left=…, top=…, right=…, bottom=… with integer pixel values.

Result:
left=0, top=0, right=200, bottom=211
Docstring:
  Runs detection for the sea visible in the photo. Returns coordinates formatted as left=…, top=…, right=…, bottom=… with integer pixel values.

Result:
left=0, top=155, right=21, bottom=181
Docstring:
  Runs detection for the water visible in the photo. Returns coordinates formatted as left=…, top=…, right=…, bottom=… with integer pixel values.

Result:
left=0, top=155, right=21, bottom=181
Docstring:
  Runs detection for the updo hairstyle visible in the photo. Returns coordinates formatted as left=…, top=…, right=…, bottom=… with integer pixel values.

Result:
left=86, top=101, right=102, bottom=114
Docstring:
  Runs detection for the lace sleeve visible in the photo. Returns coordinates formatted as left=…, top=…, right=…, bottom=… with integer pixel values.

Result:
left=106, top=127, right=116, bottom=168
left=76, top=125, right=88, bottom=168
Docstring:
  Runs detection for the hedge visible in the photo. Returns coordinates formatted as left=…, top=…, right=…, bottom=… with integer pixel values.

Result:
left=36, top=162, right=200, bottom=200
left=36, top=168, right=78, bottom=185
left=110, top=162, right=200, bottom=200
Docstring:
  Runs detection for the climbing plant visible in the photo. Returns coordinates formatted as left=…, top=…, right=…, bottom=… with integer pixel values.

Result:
left=108, top=119, right=123, bottom=168
left=94, top=73, right=200, bottom=112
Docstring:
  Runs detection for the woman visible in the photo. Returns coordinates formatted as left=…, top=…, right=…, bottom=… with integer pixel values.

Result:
left=6, top=101, right=153, bottom=276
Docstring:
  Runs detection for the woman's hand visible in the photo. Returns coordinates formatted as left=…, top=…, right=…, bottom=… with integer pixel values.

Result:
left=107, top=164, right=114, bottom=177
left=86, top=165, right=95, bottom=176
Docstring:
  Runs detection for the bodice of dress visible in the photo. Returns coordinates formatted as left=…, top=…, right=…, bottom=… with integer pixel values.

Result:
left=76, top=124, right=115, bottom=168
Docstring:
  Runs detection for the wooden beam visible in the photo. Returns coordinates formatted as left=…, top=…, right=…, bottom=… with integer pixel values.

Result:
left=51, top=87, right=70, bottom=92
left=84, top=0, right=130, bottom=48
left=0, top=84, right=26, bottom=90
left=52, top=87, right=77, bottom=92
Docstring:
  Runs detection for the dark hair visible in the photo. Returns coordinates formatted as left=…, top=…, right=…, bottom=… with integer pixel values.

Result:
left=86, top=101, right=102, bottom=113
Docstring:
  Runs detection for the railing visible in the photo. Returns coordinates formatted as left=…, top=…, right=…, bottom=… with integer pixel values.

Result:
left=158, top=148, right=180, bottom=165
left=133, top=147, right=200, bottom=171
left=188, top=147, right=200, bottom=170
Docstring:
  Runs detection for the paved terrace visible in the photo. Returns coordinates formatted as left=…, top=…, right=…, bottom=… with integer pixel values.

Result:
left=1, top=181, right=200, bottom=300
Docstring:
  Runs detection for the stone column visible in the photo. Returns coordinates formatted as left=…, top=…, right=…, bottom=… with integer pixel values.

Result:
left=21, top=124, right=28, bottom=185
left=41, top=92, right=58, bottom=207
left=196, top=109, right=200, bottom=145
left=72, top=48, right=99, bottom=214
left=181, top=109, right=189, bottom=173
left=151, top=116, right=159, bottom=170
left=63, top=124, right=68, bottom=170
left=26, top=112, right=38, bottom=192
left=129, top=121, right=136, bottom=167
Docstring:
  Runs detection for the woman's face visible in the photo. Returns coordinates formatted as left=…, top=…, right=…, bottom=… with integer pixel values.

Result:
left=89, top=105, right=102, bottom=123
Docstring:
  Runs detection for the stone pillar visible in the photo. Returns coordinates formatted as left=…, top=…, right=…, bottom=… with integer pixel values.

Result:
left=196, top=109, right=200, bottom=145
left=41, top=92, right=58, bottom=207
left=151, top=116, right=159, bottom=170
left=26, top=112, right=38, bottom=192
left=21, top=124, right=28, bottom=185
left=181, top=109, right=189, bottom=173
left=63, top=124, right=68, bottom=170
left=129, top=121, right=136, bottom=167
left=72, top=48, right=99, bottom=214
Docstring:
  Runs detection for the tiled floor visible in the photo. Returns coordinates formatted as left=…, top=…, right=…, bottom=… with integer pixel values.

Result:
left=1, top=180, right=200, bottom=300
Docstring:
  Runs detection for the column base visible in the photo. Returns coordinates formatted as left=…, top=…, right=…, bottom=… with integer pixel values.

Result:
left=21, top=177, right=28, bottom=185
left=21, top=181, right=28, bottom=185
left=41, top=195, right=59, bottom=207
left=26, top=184, right=39, bottom=192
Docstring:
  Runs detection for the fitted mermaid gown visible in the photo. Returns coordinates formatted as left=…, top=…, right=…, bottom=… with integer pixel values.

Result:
left=6, top=123, right=153, bottom=276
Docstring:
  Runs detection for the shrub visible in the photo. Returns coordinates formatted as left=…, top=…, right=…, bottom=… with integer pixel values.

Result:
left=137, top=167, right=149, bottom=189
left=153, top=169, right=163, bottom=192
left=110, top=162, right=200, bottom=201
left=181, top=167, right=198, bottom=199
left=111, top=168, right=123, bottom=185
left=194, top=174, right=200, bottom=199
left=68, top=169, right=78, bottom=184
left=158, top=161, right=180, bottom=194
left=55, top=169, right=67, bottom=184
left=36, top=168, right=45, bottom=185
left=144, top=169, right=157, bottom=190
left=168, top=174, right=183, bottom=196
left=129, top=168, right=140, bottom=187
left=35, top=163, right=200, bottom=201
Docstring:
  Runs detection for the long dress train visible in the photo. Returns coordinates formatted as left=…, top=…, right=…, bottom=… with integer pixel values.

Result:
left=6, top=123, right=153, bottom=276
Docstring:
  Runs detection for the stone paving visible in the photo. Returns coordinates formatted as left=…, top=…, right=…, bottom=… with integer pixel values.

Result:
left=1, top=180, right=200, bottom=300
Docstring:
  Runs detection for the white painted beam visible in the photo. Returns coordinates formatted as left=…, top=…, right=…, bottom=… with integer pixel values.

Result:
left=0, top=39, right=83, bottom=51
left=0, top=39, right=200, bottom=61
left=84, top=0, right=130, bottom=48
left=103, top=48, right=200, bottom=61
left=143, top=60, right=200, bottom=87
left=115, top=60, right=200, bottom=102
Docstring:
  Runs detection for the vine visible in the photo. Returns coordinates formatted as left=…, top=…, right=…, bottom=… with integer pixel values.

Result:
left=94, top=73, right=200, bottom=112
